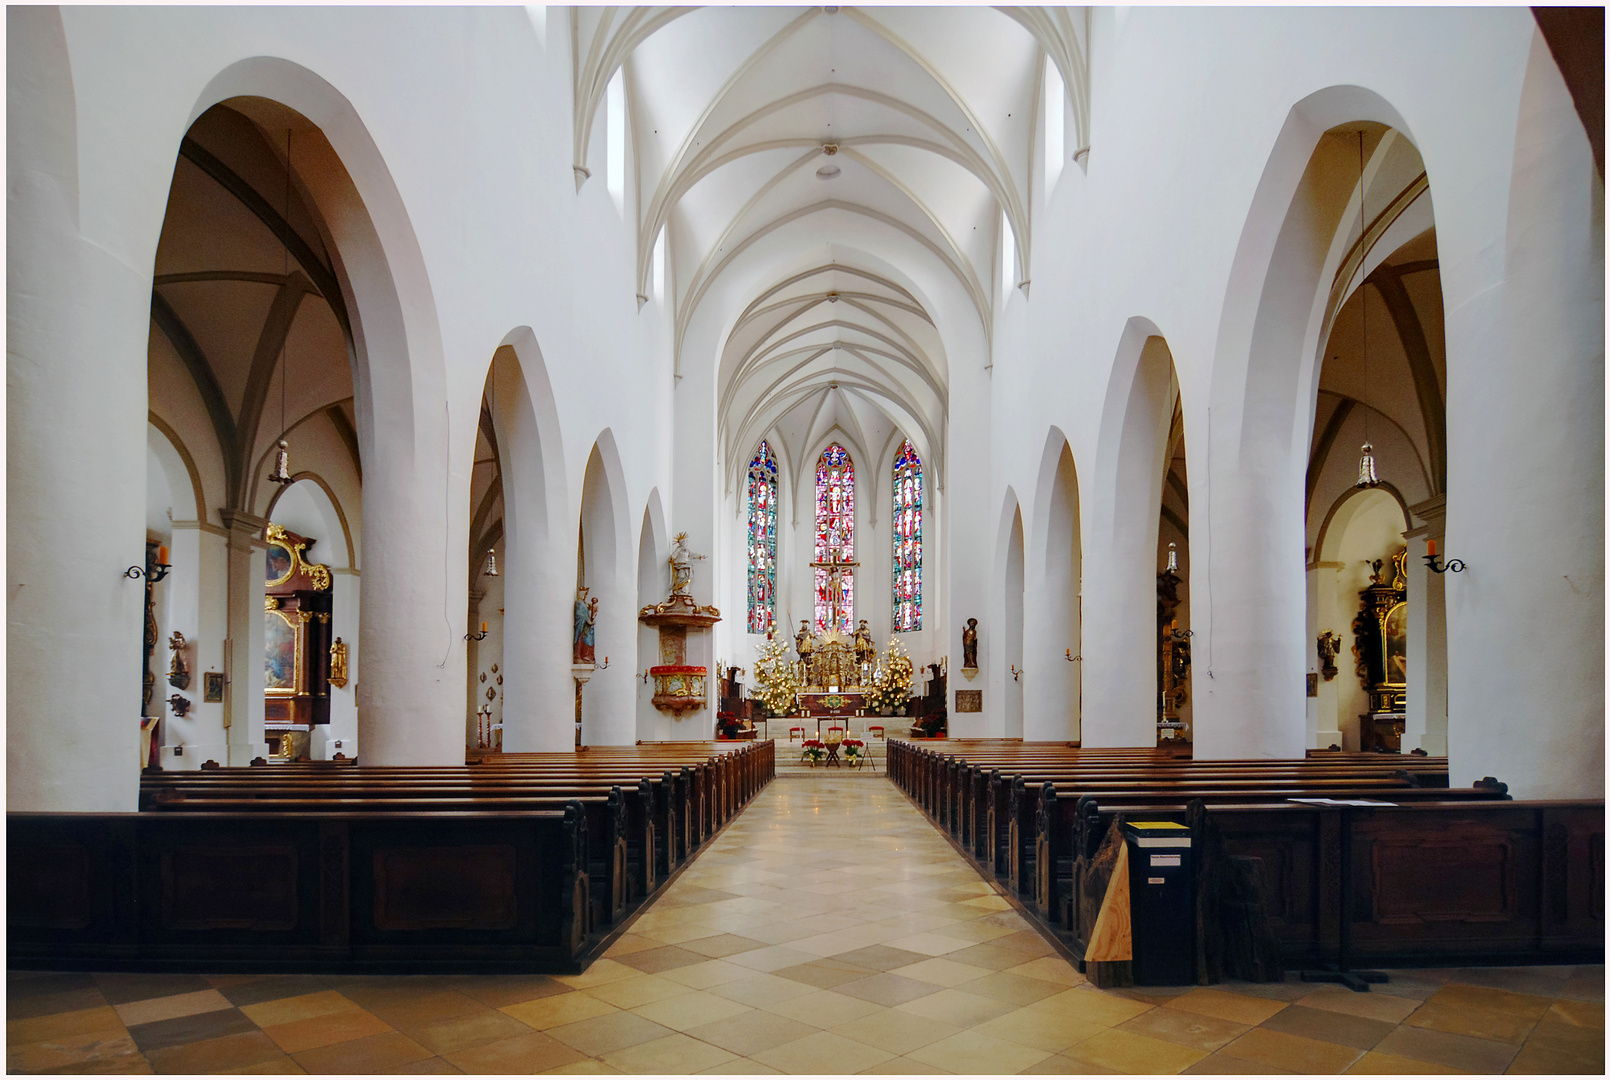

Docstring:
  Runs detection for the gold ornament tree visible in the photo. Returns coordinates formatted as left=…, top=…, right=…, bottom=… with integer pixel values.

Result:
left=751, top=633, right=802, bottom=717
left=868, top=638, right=915, bottom=713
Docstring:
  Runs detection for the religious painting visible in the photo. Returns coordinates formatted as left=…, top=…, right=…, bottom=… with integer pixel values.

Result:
left=747, top=440, right=778, bottom=633
left=1384, top=602, right=1407, bottom=685
left=891, top=439, right=923, bottom=631
left=204, top=672, right=225, bottom=703
left=814, top=443, right=855, bottom=634
left=265, top=609, right=300, bottom=694
left=265, top=539, right=295, bottom=587
left=955, top=689, right=982, bottom=713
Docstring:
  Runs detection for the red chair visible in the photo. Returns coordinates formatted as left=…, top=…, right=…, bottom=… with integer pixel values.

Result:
left=788, top=726, right=805, bottom=743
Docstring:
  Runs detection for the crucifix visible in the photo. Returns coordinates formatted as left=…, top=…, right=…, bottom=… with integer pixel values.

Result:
left=809, top=530, right=859, bottom=632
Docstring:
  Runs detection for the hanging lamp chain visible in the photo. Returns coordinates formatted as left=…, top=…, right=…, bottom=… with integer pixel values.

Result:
left=270, top=126, right=295, bottom=486
left=1355, top=129, right=1379, bottom=489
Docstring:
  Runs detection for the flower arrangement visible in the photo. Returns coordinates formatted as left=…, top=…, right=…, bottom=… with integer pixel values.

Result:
left=801, top=739, right=826, bottom=765
left=841, top=737, right=865, bottom=763
left=716, top=712, right=744, bottom=739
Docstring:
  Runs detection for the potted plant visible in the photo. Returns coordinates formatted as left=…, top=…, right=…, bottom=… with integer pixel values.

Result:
left=801, top=739, right=826, bottom=766
left=841, top=737, right=865, bottom=765
left=716, top=712, right=743, bottom=739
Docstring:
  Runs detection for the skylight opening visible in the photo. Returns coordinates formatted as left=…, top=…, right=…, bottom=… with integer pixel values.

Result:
left=1043, top=56, right=1066, bottom=199
left=1001, top=208, right=1016, bottom=299
left=606, top=69, right=625, bottom=212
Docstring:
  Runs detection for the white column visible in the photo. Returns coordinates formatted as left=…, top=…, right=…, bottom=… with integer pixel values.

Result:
left=6, top=8, right=149, bottom=810
left=159, top=522, right=231, bottom=768
left=1191, top=468, right=1309, bottom=761
left=317, top=566, right=360, bottom=760
left=1443, top=38, right=1603, bottom=796
left=1309, top=561, right=1345, bottom=749
left=220, top=512, right=269, bottom=766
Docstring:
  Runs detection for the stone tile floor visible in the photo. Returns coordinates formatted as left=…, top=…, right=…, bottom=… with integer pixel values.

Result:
left=9, top=775, right=1603, bottom=1074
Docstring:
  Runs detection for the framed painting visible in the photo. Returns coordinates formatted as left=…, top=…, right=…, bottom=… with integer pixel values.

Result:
left=265, top=609, right=301, bottom=695
left=265, top=539, right=295, bottom=587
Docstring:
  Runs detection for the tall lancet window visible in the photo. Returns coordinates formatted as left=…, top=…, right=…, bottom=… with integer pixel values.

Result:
left=814, top=443, right=855, bottom=634
left=891, top=439, right=923, bottom=631
left=746, top=440, right=778, bottom=633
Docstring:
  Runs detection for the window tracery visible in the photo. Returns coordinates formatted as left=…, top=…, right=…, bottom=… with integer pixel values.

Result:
left=746, top=440, right=778, bottom=633
left=892, top=439, right=922, bottom=631
left=814, top=443, right=855, bottom=634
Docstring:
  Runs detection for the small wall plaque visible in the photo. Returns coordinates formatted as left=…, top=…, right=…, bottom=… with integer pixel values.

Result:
left=203, top=672, right=225, bottom=703
left=955, top=689, right=983, bottom=713
left=1306, top=672, right=1319, bottom=698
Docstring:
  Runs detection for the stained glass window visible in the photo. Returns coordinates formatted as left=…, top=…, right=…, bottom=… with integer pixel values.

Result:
left=746, top=441, right=778, bottom=633
left=814, top=443, right=855, bottom=634
left=892, top=439, right=923, bottom=631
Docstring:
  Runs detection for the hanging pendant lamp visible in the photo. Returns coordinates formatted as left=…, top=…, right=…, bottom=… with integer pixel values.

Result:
left=1353, top=130, right=1380, bottom=490
left=270, top=127, right=295, bottom=487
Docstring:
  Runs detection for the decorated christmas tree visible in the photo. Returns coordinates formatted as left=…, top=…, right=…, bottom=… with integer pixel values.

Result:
left=751, top=630, right=802, bottom=717
left=867, top=637, right=915, bottom=713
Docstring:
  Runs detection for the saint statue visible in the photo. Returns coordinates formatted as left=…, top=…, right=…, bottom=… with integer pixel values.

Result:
left=853, top=619, right=876, bottom=666
left=961, top=617, right=979, bottom=669
left=573, top=587, right=598, bottom=665
left=795, top=619, right=816, bottom=684
left=668, top=532, right=705, bottom=597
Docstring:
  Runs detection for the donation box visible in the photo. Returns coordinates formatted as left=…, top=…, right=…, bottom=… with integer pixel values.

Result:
left=1123, top=820, right=1195, bottom=986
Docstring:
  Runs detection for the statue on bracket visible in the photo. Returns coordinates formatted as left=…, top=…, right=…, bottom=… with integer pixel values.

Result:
left=1316, top=631, right=1341, bottom=681
left=167, top=631, right=190, bottom=690
left=961, top=617, right=979, bottom=674
left=573, top=587, right=598, bottom=665
left=668, top=532, right=705, bottom=597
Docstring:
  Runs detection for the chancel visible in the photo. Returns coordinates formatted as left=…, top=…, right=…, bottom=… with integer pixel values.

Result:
left=6, top=5, right=1604, bottom=1075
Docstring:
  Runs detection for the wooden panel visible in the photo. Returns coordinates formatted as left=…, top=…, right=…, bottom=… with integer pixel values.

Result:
left=159, top=846, right=300, bottom=930
left=1370, top=832, right=1516, bottom=925
left=9, top=843, right=92, bottom=929
left=372, top=845, right=518, bottom=930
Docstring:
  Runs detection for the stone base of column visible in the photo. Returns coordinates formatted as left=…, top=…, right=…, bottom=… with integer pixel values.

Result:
left=1316, top=728, right=1344, bottom=751
left=228, top=742, right=269, bottom=766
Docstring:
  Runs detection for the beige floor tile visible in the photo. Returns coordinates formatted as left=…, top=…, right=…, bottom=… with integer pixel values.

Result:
left=600, top=1031, right=739, bottom=1074
left=1067, top=1027, right=1211, bottom=1074
left=884, top=932, right=974, bottom=957
left=1023, top=986, right=1154, bottom=1029
left=1118, top=1005, right=1249, bottom=1051
left=1526, top=1015, right=1607, bottom=1059
left=10, top=1005, right=127, bottom=1046
left=699, top=1059, right=781, bottom=1074
left=1296, top=987, right=1421, bottom=1024
left=260, top=1008, right=394, bottom=1054
left=553, top=959, right=643, bottom=990
left=1020, top=1050, right=1125, bottom=1073
left=142, top=1031, right=285, bottom=1074
left=246, top=991, right=363, bottom=1028
left=291, top=1030, right=435, bottom=1074
left=972, top=1006, right=1103, bottom=1053
left=1004, top=956, right=1086, bottom=986
left=703, top=971, right=820, bottom=1007
left=8, top=1031, right=139, bottom=1073
left=752, top=1029, right=899, bottom=1073
left=1505, top=1042, right=1605, bottom=1074
left=685, top=1009, right=819, bottom=1056
left=1427, top=983, right=1555, bottom=1021
left=1168, top=987, right=1290, bottom=1026
left=410, top=1010, right=536, bottom=1056
left=1373, top=1023, right=1522, bottom=1073
left=579, top=974, right=692, bottom=1010
left=656, top=959, right=754, bottom=990
left=893, top=988, right=1017, bottom=1028
left=1179, top=1051, right=1294, bottom=1073
left=1405, top=1001, right=1536, bottom=1044
left=761, top=988, right=887, bottom=1029
left=859, top=1054, right=957, bottom=1072
left=545, top=1010, right=673, bottom=1057
left=444, top=1030, right=588, bottom=1074
left=219, top=1057, right=308, bottom=1073
left=500, top=992, right=618, bottom=1030
left=889, top=957, right=996, bottom=989
left=113, top=989, right=234, bottom=1028
left=905, top=1029, right=1052, bottom=1074
left=628, top=990, right=751, bottom=1031
left=1344, top=1050, right=1468, bottom=1073
left=1220, top=1026, right=1364, bottom=1073
left=602, top=933, right=662, bottom=957
left=725, top=945, right=821, bottom=973
left=1546, top=999, right=1605, bottom=1028
left=831, top=1008, right=962, bottom=1055
left=543, top=1060, right=623, bottom=1073
left=954, top=971, right=1066, bottom=1007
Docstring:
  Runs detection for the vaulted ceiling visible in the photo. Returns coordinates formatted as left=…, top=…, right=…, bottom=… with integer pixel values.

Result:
left=574, top=5, right=1090, bottom=487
